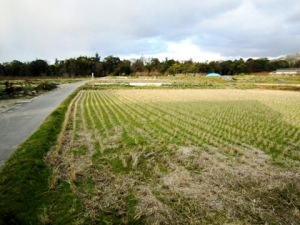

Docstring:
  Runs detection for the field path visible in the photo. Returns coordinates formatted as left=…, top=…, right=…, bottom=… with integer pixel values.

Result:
left=0, top=80, right=87, bottom=164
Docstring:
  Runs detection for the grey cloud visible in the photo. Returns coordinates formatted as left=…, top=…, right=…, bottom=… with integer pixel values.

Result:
left=191, top=0, right=300, bottom=57
left=0, top=0, right=299, bottom=62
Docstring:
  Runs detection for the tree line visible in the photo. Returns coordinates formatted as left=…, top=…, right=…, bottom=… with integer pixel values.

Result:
left=1, top=53, right=300, bottom=77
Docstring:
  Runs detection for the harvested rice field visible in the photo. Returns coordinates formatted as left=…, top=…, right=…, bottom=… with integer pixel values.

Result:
left=47, top=89, right=300, bottom=224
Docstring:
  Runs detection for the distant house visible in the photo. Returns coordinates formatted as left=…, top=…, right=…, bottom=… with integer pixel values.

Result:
left=271, top=68, right=300, bottom=75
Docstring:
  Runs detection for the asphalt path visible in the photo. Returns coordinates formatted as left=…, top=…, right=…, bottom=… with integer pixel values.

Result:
left=0, top=81, right=87, bottom=164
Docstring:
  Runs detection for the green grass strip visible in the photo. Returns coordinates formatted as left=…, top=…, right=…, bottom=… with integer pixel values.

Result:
left=0, top=88, right=83, bottom=225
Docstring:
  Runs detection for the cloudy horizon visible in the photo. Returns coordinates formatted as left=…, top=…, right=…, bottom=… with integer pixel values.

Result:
left=1, top=0, right=299, bottom=63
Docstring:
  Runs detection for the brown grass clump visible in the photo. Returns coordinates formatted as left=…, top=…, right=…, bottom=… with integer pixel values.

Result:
left=135, top=185, right=173, bottom=225
left=155, top=144, right=300, bottom=224
left=102, top=126, right=123, bottom=151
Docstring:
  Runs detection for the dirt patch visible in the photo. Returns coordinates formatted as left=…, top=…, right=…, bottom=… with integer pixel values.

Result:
left=177, top=146, right=194, bottom=156
left=0, top=99, right=20, bottom=113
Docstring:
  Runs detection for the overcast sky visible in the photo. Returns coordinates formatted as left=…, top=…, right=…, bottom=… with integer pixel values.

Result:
left=1, top=0, right=299, bottom=63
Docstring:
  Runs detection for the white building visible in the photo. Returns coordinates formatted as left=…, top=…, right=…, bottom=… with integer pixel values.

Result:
left=272, top=68, right=300, bottom=75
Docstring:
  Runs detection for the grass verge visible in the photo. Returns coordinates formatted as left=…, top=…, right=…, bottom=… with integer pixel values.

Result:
left=0, top=88, right=83, bottom=225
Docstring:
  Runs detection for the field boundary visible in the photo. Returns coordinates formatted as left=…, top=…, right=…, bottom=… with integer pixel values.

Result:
left=0, top=87, right=83, bottom=224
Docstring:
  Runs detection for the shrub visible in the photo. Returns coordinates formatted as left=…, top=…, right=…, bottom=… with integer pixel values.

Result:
left=35, top=82, right=57, bottom=92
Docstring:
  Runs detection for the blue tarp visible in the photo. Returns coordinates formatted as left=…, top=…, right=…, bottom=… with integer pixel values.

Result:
left=206, top=73, right=221, bottom=77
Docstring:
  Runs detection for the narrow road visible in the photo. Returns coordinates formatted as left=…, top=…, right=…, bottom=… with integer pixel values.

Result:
left=0, top=81, right=87, bottom=164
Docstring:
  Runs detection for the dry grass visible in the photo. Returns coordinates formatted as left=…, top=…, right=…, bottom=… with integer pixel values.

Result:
left=135, top=185, right=173, bottom=224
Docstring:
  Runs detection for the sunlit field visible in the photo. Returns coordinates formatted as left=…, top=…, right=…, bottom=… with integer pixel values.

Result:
left=48, top=89, right=300, bottom=224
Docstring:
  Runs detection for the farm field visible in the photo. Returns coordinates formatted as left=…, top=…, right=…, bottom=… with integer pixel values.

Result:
left=89, top=74, right=300, bottom=91
left=47, top=89, right=300, bottom=224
